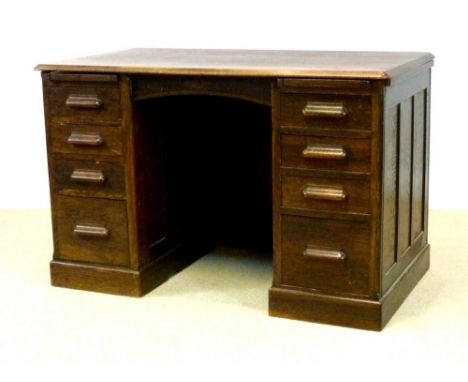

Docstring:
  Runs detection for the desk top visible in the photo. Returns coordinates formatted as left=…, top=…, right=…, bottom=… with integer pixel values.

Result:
left=35, top=48, right=433, bottom=81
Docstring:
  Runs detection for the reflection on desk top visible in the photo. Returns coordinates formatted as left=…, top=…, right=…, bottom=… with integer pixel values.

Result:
left=35, top=48, right=434, bottom=82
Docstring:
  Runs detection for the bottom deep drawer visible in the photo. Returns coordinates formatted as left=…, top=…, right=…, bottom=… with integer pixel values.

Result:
left=54, top=196, right=129, bottom=267
left=281, top=215, right=371, bottom=296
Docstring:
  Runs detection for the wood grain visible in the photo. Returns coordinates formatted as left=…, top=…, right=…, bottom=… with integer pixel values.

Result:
left=397, top=98, right=413, bottom=257
left=411, top=90, right=426, bottom=242
left=42, top=73, right=121, bottom=123
left=382, top=106, right=399, bottom=274
left=381, top=69, right=431, bottom=292
left=269, top=287, right=382, bottom=331
left=280, top=93, right=372, bottom=130
left=132, top=75, right=271, bottom=106
left=38, top=49, right=433, bottom=330
left=281, top=215, right=371, bottom=296
left=49, top=121, right=123, bottom=156
left=35, top=49, right=433, bottom=83
left=52, top=158, right=126, bottom=199
left=54, top=196, right=129, bottom=267
left=281, top=134, right=371, bottom=173
left=282, top=175, right=370, bottom=214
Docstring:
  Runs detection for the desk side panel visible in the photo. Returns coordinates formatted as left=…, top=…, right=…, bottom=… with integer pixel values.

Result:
left=381, top=69, right=431, bottom=293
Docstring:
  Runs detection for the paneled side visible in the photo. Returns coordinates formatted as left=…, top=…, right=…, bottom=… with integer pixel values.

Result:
left=411, top=90, right=426, bottom=241
left=397, top=98, right=413, bottom=257
left=382, top=106, right=398, bottom=274
left=382, top=70, right=430, bottom=293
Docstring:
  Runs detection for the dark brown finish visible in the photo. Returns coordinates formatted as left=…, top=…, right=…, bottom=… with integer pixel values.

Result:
left=132, top=75, right=271, bottom=106
left=280, top=93, right=372, bottom=130
left=52, top=158, right=126, bottom=199
left=381, top=75, right=431, bottom=292
left=411, top=91, right=425, bottom=242
left=42, top=73, right=121, bottom=123
left=281, top=215, right=371, bottom=296
left=49, top=72, right=118, bottom=83
left=281, top=134, right=371, bottom=173
left=270, top=244, right=429, bottom=331
left=50, top=260, right=141, bottom=296
left=50, top=122, right=123, bottom=156
left=50, top=244, right=210, bottom=297
left=279, top=78, right=371, bottom=90
left=269, top=287, right=382, bottom=331
left=282, top=175, right=370, bottom=214
left=38, top=49, right=433, bottom=331
left=54, top=196, right=129, bottom=267
left=381, top=244, right=430, bottom=326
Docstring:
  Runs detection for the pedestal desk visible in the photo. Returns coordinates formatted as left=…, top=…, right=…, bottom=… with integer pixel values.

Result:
left=36, top=49, right=434, bottom=330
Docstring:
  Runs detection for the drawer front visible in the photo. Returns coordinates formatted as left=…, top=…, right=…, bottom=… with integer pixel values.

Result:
left=53, top=159, right=126, bottom=199
left=44, top=82, right=121, bottom=123
left=281, top=215, right=370, bottom=296
left=50, top=122, right=123, bottom=156
left=280, top=93, right=372, bottom=130
left=281, top=134, right=370, bottom=173
left=282, top=175, right=370, bottom=214
left=54, top=196, right=129, bottom=266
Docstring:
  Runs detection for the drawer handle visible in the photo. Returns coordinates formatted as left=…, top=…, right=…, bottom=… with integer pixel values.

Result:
left=73, top=224, right=109, bottom=238
left=302, top=145, right=347, bottom=160
left=70, top=169, right=105, bottom=184
left=67, top=132, right=104, bottom=146
left=302, top=185, right=347, bottom=201
left=66, top=94, right=102, bottom=109
left=303, top=246, right=347, bottom=261
left=302, top=102, right=348, bottom=118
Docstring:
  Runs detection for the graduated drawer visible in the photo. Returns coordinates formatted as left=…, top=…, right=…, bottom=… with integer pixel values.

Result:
left=54, top=196, right=129, bottom=267
left=49, top=121, right=123, bottom=156
left=281, top=215, right=370, bottom=296
left=280, top=93, right=372, bottom=130
left=52, top=158, right=126, bottom=199
left=280, top=134, right=370, bottom=173
left=281, top=175, right=370, bottom=214
left=44, top=79, right=121, bottom=123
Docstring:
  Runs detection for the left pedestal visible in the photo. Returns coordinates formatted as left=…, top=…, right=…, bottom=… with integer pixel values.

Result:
left=42, top=72, right=144, bottom=296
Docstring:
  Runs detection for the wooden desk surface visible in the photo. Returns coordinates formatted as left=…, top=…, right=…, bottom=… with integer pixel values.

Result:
left=35, top=48, right=433, bottom=82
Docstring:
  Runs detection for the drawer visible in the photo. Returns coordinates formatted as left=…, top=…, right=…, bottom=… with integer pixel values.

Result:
left=54, top=196, right=129, bottom=267
left=280, top=93, right=372, bottom=130
left=49, top=122, right=123, bottom=156
left=44, top=81, right=121, bottom=123
left=281, top=134, right=370, bottom=173
left=52, top=159, right=126, bottom=199
left=281, top=215, right=370, bottom=296
left=282, top=175, right=370, bottom=214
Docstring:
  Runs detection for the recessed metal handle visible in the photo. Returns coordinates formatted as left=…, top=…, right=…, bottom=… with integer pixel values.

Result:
left=302, top=185, right=347, bottom=201
left=67, top=132, right=104, bottom=146
left=302, top=102, right=348, bottom=118
left=73, top=224, right=109, bottom=238
left=303, top=246, right=347, bottom=261
left=302, top=145, right=347, bottom=160
left=70, top=169, right=105, bottom=184
left=66, top=94, right=102, bottom=109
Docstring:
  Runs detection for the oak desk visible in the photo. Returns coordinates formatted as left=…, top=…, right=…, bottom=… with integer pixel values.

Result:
left=36, top=49, right=434, bottom=330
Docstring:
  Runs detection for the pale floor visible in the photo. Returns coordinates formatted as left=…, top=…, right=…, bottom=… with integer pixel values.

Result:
left=0, top=210, right=467, bottom=371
